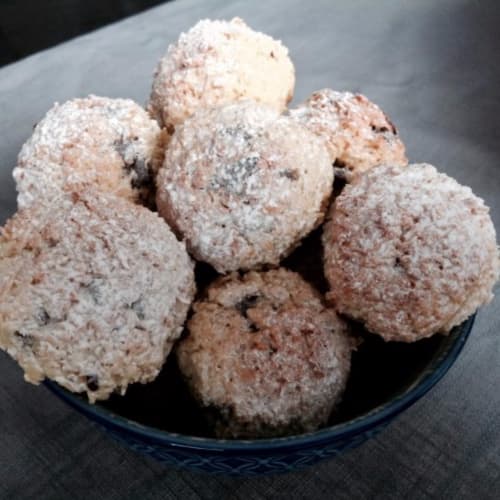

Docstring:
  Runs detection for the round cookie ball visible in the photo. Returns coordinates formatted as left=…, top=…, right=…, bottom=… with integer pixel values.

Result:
left=177, top=269, right=353, bottom=438
left=13, top=95, right=167, bottom=209
left=0, top=191, right=195, bottom=402
left=323, top=163, right=499, bottom=342
left=148, top=17, right=295, bottom=130
left=156, top=101, right=333, bottom=273
left=289, top=89, right=408, bottom=180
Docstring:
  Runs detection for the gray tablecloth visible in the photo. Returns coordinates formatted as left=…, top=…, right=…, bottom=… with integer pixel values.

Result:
left=1, top=0, right=499, bottom=498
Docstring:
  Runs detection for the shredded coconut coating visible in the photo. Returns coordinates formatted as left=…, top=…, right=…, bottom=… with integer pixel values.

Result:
left=156, top=101, right=333, bottom=273
left=14, top=95, right=167, bottom=208
left=177, top=269, right=353, bottom=438
left=0, top=191, right=195, bottom=402
left=148, top=18, right=295, bottom=129
left=289, top=89, right=408, bottom=180
left=323, top=163, right=500, bottom=342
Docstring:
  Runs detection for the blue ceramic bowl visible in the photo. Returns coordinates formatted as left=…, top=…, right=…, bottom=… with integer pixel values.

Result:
left=45, top=314, right=474, bottom=476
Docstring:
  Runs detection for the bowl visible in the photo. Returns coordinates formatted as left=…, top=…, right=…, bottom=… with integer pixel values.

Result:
left=45, top=314, right=474, bottom=476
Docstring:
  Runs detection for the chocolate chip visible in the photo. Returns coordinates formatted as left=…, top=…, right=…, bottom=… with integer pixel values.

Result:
left=371, top=124, right=389, bottom=133
left=223, top=126, right=253, bottom=143
left=83, top=279, right=104, bottom=305
left=86, top=375, right=99, bottom=392
left=248, top=321, right=259, bottom=333
left=235, top=294, right=260, bottom=318
left=279, top=168, right=300, bottom=181
left=210, top=156, right=259, bottom=195
left=130, top=298, right=145, bottom=320
left=394, top=257, right=401, bottom=267
left=382, top=114, right=398, bottom=134
left=113, top=138, right=128, bottom=158
left=31, top=274, right=43, bottom=285
left=114, top=136, right=153, bottom=190
left=35, top=308, right=50, bottom=326
left=128, top=158, right=153, bottom=189
left=14, top=330, right=35, bottom=348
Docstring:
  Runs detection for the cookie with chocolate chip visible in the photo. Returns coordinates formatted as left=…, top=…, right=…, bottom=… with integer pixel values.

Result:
left=323, top=163, right=499, bottom=342
left=13, top=95, right=167, bottom=208
left=0, top=190, right=195, bottom=402
left=176, top=269, right=353, bottom=438
left=156, top=100, right=333, bottom=273
left=289, top=89, right=408, bottom=180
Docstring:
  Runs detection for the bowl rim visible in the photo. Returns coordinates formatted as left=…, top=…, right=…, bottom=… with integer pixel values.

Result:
left=45, top=315, right=474, bottom=453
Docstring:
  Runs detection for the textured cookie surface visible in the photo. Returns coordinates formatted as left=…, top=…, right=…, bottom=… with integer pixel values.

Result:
left=14, top=95, right=165, bottom=208
left=156, top=101, right=333, bottom=273
left=177, top=269, right=353, bottom=438
left=149, top=17, right=295, bottom=129
left=0, top=191, right=195, bottom=402
left=289, top=89, right=408, bottom=179
left=323, top=163, right=499, bottom=342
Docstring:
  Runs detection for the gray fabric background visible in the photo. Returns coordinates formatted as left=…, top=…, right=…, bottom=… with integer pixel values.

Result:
left=1, top=0, right=499, bottom=498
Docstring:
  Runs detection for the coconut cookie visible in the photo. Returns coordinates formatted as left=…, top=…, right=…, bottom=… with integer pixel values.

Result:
left=323, top=163, right=499, bottom=342
left=13, top=96, right=166, bottom=208
left=289, top=89, right=408, bottom=180
left=0, top=191, right=195, bottom=402
left=156, top=101, right=333, bottom=273
left=177, top=269, right=353, bottom=438
left=148, top=18, right=295, bottom=130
